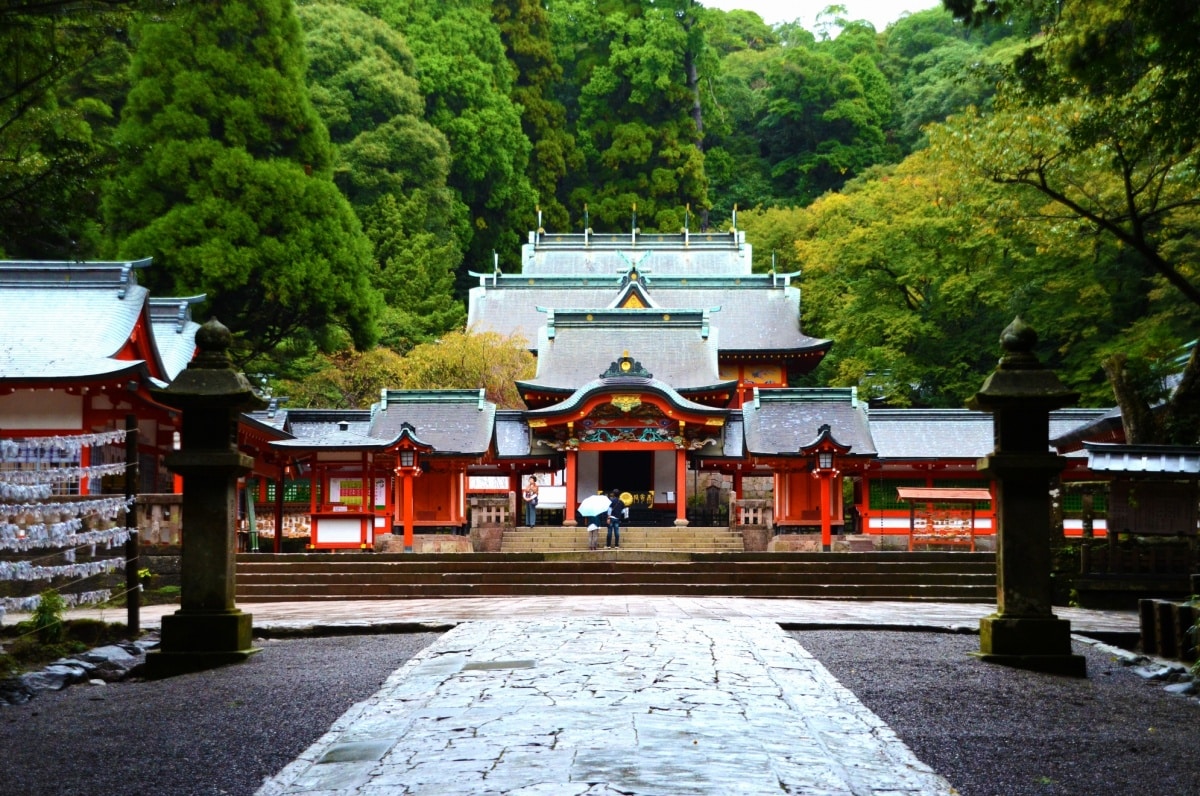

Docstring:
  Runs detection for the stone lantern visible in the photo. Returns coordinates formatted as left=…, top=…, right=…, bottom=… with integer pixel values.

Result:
left=145, top=319, right=266, bottom=677
left=969, top=317, right=1086, bottom=676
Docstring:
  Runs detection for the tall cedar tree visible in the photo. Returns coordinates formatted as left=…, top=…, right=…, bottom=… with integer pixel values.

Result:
left=493, top=0, right=577, bottom=233
left=103, top=0, right=381, bottom=365
left=297, top=2, right=466, bottom=352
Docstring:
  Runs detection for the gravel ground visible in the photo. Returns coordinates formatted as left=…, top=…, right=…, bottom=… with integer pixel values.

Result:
left=793, top=630, right=1200, bottom=796
left=3, top=629, right=1197, bottom=796
left=0, top=633, right=439, bottom=796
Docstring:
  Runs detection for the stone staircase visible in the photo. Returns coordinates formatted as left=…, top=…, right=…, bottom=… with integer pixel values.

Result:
left=235, top=551, right=996, bottom=602
left=501, top=525, right=744, bottom=553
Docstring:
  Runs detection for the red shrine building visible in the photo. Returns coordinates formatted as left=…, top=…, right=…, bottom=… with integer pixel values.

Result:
left=1, top=239, right=1121, bottom=555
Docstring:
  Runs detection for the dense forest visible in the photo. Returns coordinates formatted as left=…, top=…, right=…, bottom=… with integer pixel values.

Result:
left=2, top=1, right=1196, bottom=442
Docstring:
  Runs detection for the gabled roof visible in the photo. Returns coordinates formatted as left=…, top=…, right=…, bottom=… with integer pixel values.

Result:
left=870, top=408, right=1109, bottom=459
left=519, top=310, right=731, bottom=392
left=467, top=275, right=829, bottom=357
left=1083, top=442, right=1200, bottom=474
left=148, top=295, right=205, bottom=382
left=521, top=231, right=753, bottom=276
left=0, top=258, right=200, bottom=385
left=741, top=388, right=876, bottom=457
left=524, top=375, right=728, bottom=420
left=370, top=390, right=496, bottom=456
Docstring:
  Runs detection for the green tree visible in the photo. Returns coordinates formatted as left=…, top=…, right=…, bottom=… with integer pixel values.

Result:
left=0, top=1, right=134, bottom=258
left=493, top=0, right=578, bottom=232
left=555, top=0, right=709, bottom=231
left=279, top=347, right=408, bottom=409
left=297, top=2, right=466, bottom=351
left=347, top=0, right=535, bottom=271
left=398, top=330, right=535, bottom=408
left=103, top=0, right=381, bottom=365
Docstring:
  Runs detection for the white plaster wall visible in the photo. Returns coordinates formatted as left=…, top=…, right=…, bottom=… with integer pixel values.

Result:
left=577, top=451, right=600, bottom=502
left=0, top=390, right=83, bottom=430
left=654, top=450, right=676, bottom=503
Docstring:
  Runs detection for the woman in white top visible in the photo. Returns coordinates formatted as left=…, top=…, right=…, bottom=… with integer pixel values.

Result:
left=522, top=477, right=539, bottom=527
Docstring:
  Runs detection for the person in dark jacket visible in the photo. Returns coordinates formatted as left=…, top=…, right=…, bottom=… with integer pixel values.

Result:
left=606, top=490, right=625, bottom=549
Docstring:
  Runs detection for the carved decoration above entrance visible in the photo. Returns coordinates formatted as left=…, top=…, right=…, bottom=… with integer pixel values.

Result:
left=610, top=394, right=642, bottom=413
left=600, top=351, right=653, bottom=380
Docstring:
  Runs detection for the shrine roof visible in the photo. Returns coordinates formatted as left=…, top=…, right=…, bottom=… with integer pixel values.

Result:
left=469, top=280, right=827, bottom=357
left=369, top=390, right=496, bottom=456
left=148, top=295, right=205, bottom=381
left=869, top=408, right=1109, bottom=459
left=741, top=388, right=875, bottom=457
left=0, top=258, right=165, bottom=382
left=521, top=231, right=752, bottom=276
left=1082, top=442, right=1200, bottom=474
left=521, top=311, right=728, bottom=391
left=523, top=376, right=727, bottom=419
left=494, top=411, right=532, bottom=457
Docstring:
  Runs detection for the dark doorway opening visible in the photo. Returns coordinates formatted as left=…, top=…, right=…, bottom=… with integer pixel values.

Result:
left=601, top=450, right=653, bottom=493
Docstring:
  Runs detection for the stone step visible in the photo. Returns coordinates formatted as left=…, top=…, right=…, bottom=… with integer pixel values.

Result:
left=235, top=551, right=996, bottom=602
left=236, top=581, right=993, bottom=601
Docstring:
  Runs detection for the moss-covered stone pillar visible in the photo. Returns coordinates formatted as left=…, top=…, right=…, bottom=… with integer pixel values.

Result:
left=145, top=319, right=265, bottom=677
left=969, top=318, right=1086, bottom=677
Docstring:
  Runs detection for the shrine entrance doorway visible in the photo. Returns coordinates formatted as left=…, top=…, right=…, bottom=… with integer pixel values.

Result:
left=601, top=450, right=652, bottom=494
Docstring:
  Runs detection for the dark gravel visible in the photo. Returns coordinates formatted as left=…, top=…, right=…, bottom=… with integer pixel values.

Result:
left=793, top=630, right=1200, bottom=796
left=4, top=629, right=1197, bottom=796
left=0, top=633, right=439, bottom=796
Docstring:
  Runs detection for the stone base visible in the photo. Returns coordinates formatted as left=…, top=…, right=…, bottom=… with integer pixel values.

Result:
left=673, top=518, right=690, bottom=527
left=470, top=526, right=504, bottom=553
left=375, top=533, right=473, bottom=554
left=768, top=536, right=821, bottom=553
left=977, top=614, right=1086, bottom=677
left=144, top=609, right=257, bottom=679
left=741, top=527, right=770, bottom=553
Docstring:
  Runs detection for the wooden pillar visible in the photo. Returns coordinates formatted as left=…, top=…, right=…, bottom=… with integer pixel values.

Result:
left=361, top=452, right=371, bottom=549
left=819, top=472, right=832, bottom=551
left=273, top=471, right=284, bottom=554
left=674, top=448, right=688, bottom=527
left=402, top=471, right=415, bottom=552
left=563, top=450, right=578, bottom=526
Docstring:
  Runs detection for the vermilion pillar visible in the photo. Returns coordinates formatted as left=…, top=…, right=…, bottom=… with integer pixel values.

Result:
left=402, top=471, right=415, bottom=552
left=674, top=448, right=688, bottom=526
left=563, top=450, right=578, bottom=526
left=819, top=472, right=832, bottom=551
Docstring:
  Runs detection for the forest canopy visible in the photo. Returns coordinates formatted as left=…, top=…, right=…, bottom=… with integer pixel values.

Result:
left=1, top=1, right=1195, bottom=440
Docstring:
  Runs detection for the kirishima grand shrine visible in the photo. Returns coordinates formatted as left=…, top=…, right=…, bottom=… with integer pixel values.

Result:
left=1, top=232, right=1123, bottom=559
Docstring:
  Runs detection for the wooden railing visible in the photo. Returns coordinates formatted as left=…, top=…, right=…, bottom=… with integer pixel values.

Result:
left=731, top=499, right=773, bottom=530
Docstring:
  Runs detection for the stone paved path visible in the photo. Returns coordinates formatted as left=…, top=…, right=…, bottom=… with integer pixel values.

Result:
left=258, top=618, right=958, bottom=796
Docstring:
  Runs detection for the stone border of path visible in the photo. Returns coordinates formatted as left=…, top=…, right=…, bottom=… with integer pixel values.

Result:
left=258, top=618, right=959, bottom=796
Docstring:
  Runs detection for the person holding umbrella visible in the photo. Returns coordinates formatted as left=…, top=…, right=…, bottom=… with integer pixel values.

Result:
left=577, top=492, right=612, bottom=551
left=606, top=490, right=625, bottom=549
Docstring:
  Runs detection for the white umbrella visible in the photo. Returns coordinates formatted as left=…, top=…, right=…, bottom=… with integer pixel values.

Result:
left=578, top=494, right=612, bottom=517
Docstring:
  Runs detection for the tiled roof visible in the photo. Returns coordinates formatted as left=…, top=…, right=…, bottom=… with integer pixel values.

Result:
left=521, top=231, right=753, bottom=276
left=868, top=408, right=1109, bottom=459
left=524, top=377, right=727, bottom=419
left=369, top=390, right=496, bottom=456
left=523, top=311, right=727, bottom=390
left=0, top=260, right=154, bottom=380
left=741, top=388, right=876, bottom=457
left=148, top=296, right=204, bottom=381
left=494, top=411, right=532, bottom=457
left=1083, top=442, right=1200, bottom=474
left=468, top=278, right=828, bottom=356
left=0, top=259, right=204, bottom=385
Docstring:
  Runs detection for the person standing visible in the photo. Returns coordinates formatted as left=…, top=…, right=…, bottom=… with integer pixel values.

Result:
left=522, top=476, right=539, bottom=527
left=606, top=489, right=624, bottom=549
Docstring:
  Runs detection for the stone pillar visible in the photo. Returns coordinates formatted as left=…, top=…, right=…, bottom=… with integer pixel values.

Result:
left=969, top=318, right=1086, bottom=677
left=145, top=319, right=265, bottom=678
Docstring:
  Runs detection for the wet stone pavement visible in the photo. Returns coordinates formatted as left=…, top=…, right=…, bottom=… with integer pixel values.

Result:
left=258, top=617, right=956, bottom=796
